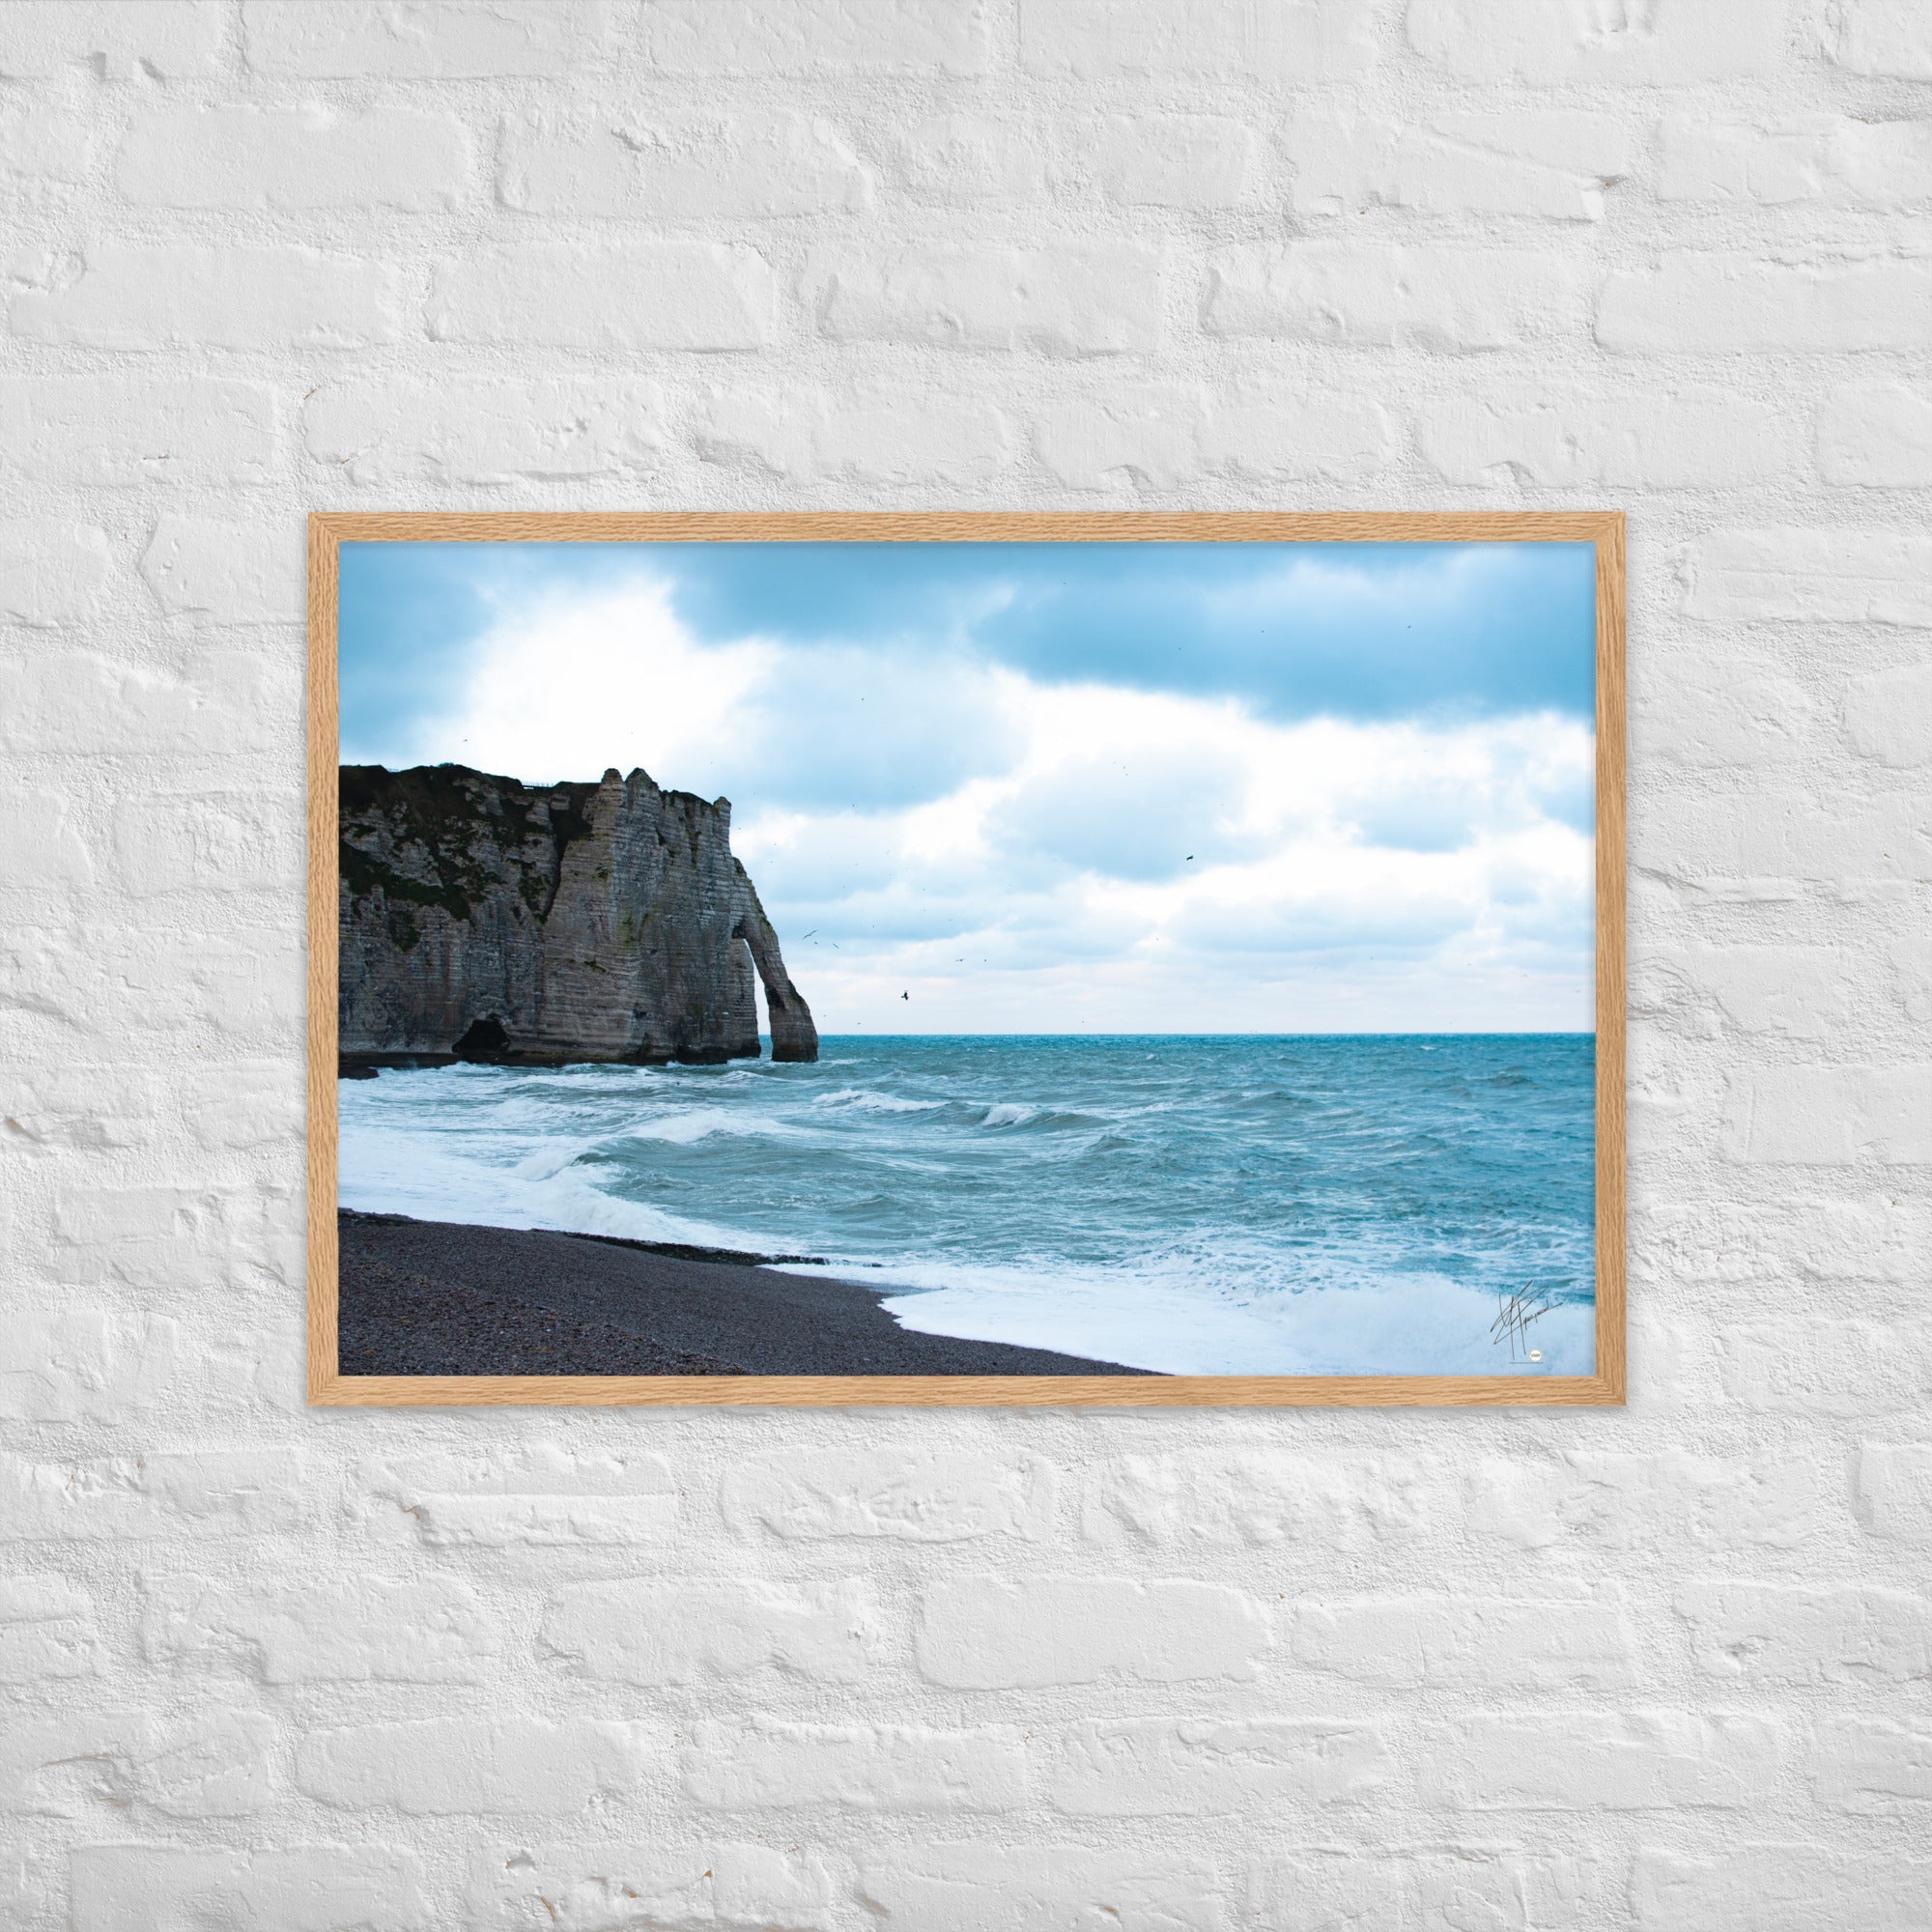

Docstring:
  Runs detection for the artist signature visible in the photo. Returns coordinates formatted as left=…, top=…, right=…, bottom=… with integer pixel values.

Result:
left=1492, top=1285, right=1557, bottom=1362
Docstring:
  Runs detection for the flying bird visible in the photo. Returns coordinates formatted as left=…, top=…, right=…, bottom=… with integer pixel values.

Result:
left=901, top=991, right=909, bottom=1001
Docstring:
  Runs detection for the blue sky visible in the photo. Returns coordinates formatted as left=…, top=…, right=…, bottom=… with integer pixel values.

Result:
left=340, top=540, right=1597, bottom=1033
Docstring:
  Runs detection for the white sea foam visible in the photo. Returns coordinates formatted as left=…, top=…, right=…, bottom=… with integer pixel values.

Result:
left=510, top=1143, right=592, bottom=1180
left=818, top=1259, right=1594, bottom=1378
left=626, top=1106, right=799, bottom=1145
left=340, top=1088, right=757, bottom=1252
left=812, top=1087, right=944, bottom=1114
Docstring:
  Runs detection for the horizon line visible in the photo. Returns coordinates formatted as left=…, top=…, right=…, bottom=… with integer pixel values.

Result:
left=765, top=1029, right=1596, bottom=1040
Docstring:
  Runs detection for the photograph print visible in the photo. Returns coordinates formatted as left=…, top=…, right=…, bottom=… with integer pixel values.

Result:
left=311, top=513, right=1624, bottom=1405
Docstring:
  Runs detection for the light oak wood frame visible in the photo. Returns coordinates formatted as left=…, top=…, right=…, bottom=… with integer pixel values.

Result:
left=308, top=511, right=1626, bottom=1407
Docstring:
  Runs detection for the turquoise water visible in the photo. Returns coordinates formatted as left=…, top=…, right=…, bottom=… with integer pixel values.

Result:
left=338, top=1035, right=1596, bottom=1377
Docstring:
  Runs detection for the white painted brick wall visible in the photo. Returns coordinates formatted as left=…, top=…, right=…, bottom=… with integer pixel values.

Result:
left=0, top=2, right=1927, bottom=1925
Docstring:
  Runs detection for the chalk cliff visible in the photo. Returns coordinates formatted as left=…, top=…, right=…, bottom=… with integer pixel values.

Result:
left=338, top=763, right=818, bottom=1071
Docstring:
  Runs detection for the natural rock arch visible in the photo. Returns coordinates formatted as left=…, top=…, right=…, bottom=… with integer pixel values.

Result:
left=338, top=762, right=819, bottom=1071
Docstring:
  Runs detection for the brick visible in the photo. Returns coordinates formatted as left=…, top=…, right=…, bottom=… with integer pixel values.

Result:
left=1197, top=385, right=1395, bottom=483
left=0, top=1309, right=180, bottom=1421
left=1848, top=663, right=1932, bottom=767
left=0, top=523, right=114, bottom=626
left=1677, top=1581, right=1932, bottom=1682
left=1896, top=935, right=1932, bottom=1023
left=356, top=1444, right=679, bottom=1547
left=682, top=1719, right=1024, bottom=1811
left=1812, top=1716, right=1932, bottom=1809
left=1021, top=0, right=1373, bottom=78
left=543, top=1577, right=880, bottom=1684
left=1085, top=113, right=1258, bottom=208
left=242, top=0, right=619, bottom=76
left=111, top=791, right=296, bottom=897
left=1657, top=114, right=1932, bottom=208
left=1716, top=1320, right=1932, bottom=1415
left=11, top=244, right=402, bottom=352
left=297, top=1717, right=651, bottom=1814
left=1409, top=0, right=1782, bottom=82
left=0, top=1, right=223, bottom=78
left=0, top=378, right=278, bottom=489
left=0, top=103, right=90, bottom=182
left=0, top=1856, right=38, bottom=1931
left=1651, top=794, right=1931, bottom=896
left=1, top=1449, right=304, bottom=1542
left=722, top=1447, right=1052, bottom=1541
left=1859, top=1441, right=1932, bottom=1543
left=138, top=517, right=303, bottom=625
left=70, top=1847, right=427, bottom=1932
left=918, top=1577, right=1269, bottom=1688
left=1204, top=243, right=1589, bottom=351
left=1416, top=384, right=1787, bottom=490
left=856, top=1845, right=1226, bottom=1930
left=1600, top=256, right=1932, bottom=354
left=1823, top=0, right=1932, bottom=79
left=0, top=648, right=291, bottom=759
left=1421, top=1712, right=1779, bottom=1810
left=810, top=244, right=1161, bottom=355
left=0, top=1576, right=98, bottom=1683
left=306, top=377, right=664, bottom=487
left=1033, top=388, right=1204, bottom=492
left=180, top=1058, right=303, bottom=1151
left=1635, top=656, right=1821, bottom=768
left=891, top=113, right=1047, bottom=205
left=1244, top=1855, right=1405, bottom=1929
left=1634, top=1847, right=1932, bottom=1931
left=1414, top=1850, right=1604, bottom=1929
left=502, top=111, right=870, bottom=219
left=1681, top=528, right=1932, bottom=625
left=1038, top=380, right=1391, bottom=490
left=427, top=243, right=773, bottom=350
left=1082, top=1450, right=1426, bottom=1547
left=1723, top=1065, right=1932, bottom=1163
left=52, top=928, right=303, bottom=1044
left=4, top=928, right=85, bottom=1027
left=1292, top=1594, right=1637, bottom=1689
left=640, top=0, right=991, bottom=73
left=2, top=1707, right=276, bottom=1816
left=0, top=788, right=95, bottom=888
left=1287, top=109, right=1632, bottom=221
left=1250, top=1850, right=1603, bottom=1932
left=1465, top=1451, right=1830, bottom=1550
left=1821, top=381, right=1932, bottom=487
left=1686, top=945, right=1857, bottom=1037
left=0, top=1055, right=162, bottom=1151
left=116, top=106, right=472, bottom=212
left=146, top=1712, right=284, bottom=1819
left=144, top=1577, right=500, bottom=1683
left=697, top=385, right=1015, bottom=486
left=464, top=1842, right=835, bottom=1931
left=1047, top=1719, right=1388, bottom=1816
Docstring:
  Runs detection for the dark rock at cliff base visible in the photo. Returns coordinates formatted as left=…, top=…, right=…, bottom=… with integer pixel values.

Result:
left=338, top=762, right=817, bottom=1069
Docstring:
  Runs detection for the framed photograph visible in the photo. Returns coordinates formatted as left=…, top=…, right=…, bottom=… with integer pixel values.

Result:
left=308, top=512, right=1624, bottom=1407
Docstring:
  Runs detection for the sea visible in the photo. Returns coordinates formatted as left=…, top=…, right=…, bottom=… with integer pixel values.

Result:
left=337, top=1034, right=1597, bottom=1378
